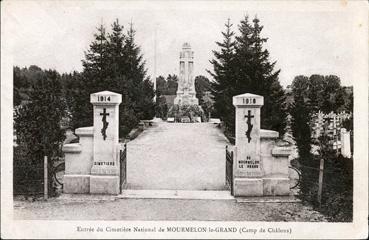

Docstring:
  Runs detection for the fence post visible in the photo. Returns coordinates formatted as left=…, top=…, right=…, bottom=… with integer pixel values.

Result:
left=44, top=156, right=48, bottom=200
left=317, top=158, right=324, bottom=207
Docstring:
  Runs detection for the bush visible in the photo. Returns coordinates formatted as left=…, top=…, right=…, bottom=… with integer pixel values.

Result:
left=14, top=70, right=66, bottom=196
left=167, top=104, right=205, bottom=122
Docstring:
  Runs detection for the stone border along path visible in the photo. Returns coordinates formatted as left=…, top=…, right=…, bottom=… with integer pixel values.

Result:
left=126, top=122, right=229, bottom=191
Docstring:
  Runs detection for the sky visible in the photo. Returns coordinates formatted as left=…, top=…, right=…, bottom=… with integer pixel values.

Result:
left=2, top=0, right=364, bottom=87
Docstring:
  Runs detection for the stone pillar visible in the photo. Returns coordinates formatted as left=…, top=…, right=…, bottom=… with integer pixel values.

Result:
left=89, top=91, right=121, bottom=194
left=232, top=93, right=264, bottom=196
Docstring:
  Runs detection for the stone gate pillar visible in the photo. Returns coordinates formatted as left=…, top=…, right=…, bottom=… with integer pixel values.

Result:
left=233, top=93, right=264, bottom=196
left=89, top=91, right=121, bottom=194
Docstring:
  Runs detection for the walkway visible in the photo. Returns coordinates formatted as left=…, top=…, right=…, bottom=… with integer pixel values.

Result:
left=126, top=122, right=229, bottom=190
left=13, top=197, right=327, bottom=221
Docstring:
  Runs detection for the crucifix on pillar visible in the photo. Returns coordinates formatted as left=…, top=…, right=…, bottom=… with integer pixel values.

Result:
left=245, top=110, right=254, bottom=143
left=100, top=108, right=110, bottom=140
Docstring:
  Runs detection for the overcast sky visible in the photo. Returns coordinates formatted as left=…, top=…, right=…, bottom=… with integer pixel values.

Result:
left=2, top=0, right=364, bottom=87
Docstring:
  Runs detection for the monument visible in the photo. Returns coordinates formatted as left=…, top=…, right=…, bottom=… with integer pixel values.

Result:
left=63, top=91, right=123, bottom=195
left=173, top=43, right=199, bottom=105
left=232, top=93, right=292, bottom=197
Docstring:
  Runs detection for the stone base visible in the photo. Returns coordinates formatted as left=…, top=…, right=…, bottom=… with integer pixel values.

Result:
left=89, top=175, right=119, bottom=195
left=263, top=178, right=290, bottom=196
left=234, top=178, right=263, bottom=197
left=174, top=94, right=199, bottom=105
left=64, top=175, right=90, bottom=194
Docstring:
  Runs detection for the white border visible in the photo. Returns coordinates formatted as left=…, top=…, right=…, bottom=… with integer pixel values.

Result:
left=1, top=1, right=368, bottom=239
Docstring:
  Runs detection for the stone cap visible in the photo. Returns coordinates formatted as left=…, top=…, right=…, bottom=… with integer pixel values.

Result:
left=91, top=91, right=122, bottom=105
left=272, top=146, right=292, bottom=157
left=62, top=143, right=82, bottom=153
left=75, top=126, right=94, bottom=136
left=260, top=129, right=279, bottom=139
left=233, top=93, right=264, bottom=107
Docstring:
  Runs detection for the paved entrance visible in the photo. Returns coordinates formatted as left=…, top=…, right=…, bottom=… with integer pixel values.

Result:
left=127, top=122, right=229, bottom=190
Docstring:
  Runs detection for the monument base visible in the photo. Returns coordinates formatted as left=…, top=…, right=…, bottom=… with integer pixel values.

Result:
left=89, top=175, right=120, bottom=195
left=234, top=178, right=263, bottom=197
left=263, top=178, right=290, bottom=196
left=64, top=175, right=90, bottom=194
left=174, top=92, right=199, bottom=105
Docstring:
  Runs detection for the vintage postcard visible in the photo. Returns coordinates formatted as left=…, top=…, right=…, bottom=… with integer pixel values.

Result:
left=1, top=0, right=368, bottom=239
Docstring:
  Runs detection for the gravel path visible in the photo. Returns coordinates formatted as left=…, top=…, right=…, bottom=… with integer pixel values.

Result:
left=127, top=123, right=229, bottom=190
left=13, top=198, right=327, bottom=221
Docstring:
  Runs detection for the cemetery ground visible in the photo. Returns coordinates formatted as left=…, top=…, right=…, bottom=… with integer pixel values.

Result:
left=13, top=122, right=327, bottom=221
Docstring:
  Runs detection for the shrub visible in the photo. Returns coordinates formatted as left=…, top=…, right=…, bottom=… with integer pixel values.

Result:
left=167, top=104, right=205, bottom=122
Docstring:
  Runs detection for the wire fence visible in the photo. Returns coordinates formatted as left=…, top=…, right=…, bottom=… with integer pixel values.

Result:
left=296, top=155, right=353, bottom=214
left=13, top=145, right=60, bottom=199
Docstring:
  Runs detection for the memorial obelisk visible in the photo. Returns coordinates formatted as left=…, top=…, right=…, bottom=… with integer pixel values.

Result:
left=174, top=43, right=199, bottom=105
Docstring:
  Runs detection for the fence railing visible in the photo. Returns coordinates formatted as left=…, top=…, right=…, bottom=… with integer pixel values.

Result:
left=225, top=145, right=234, bottom=195
left=119, top=143, right=127, bottom=194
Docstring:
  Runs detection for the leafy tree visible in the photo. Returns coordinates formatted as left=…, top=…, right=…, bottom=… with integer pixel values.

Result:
left=289, top=76, right=314, bottom=198
left=155, top=95, right=168, bottom=119
left=156, top=75, right=167, bottom=95
left=166, top=74, right=179, bottom=95
left=201, top=91, right=215, bottom=120
left=14, top=70, right=66, bottom=158
left=194, top=75, right=212, bottom=104
left=14, top=69, right=67, bottom=194
left=320, top=75, right=341, bottom=113
left=194, top=75, right=214, bottom=120
left=308, top=75, right=325, bottom=113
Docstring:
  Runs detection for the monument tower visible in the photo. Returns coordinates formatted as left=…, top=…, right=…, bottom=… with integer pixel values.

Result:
left=174, top=43, right=199, bottom=105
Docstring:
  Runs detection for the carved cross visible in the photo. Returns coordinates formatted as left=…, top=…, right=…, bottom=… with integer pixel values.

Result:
left=100, top=108, right=109, bottom=140
left=245, top=110, right=254, bottom=143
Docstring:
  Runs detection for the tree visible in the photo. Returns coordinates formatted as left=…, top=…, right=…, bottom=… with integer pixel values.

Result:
left=194, top=75, right=214, bottom=120
left=234, top=16, right=286, bottom=135
left=123, top=22, right=155, bottom=121
left=201, top=91, right=215, bottom=120
left=195, top=75, right=212, bottom=105
left=166, top=74, right=179, bottom=95
left=14, top=69, right=67, bottom=194
left=156, top=75, right=167, bottom=95
left=320, top=75, right=341, bottom=113
left=209, top=16, right=286, bottom=136
left=208, top=18, right=237, bottom=133
left=308, top=74, right=325, bottom=113
left=66, top=20, right=155, bottom=137
left=289, top=76, right=314, bottom=198
left=14, top=70, right=66, bottom=158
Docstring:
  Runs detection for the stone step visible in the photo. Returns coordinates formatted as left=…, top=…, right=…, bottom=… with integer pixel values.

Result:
left=236, top=195, right=301, bottom=203
left=117, top=190, right=235, bottom=200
